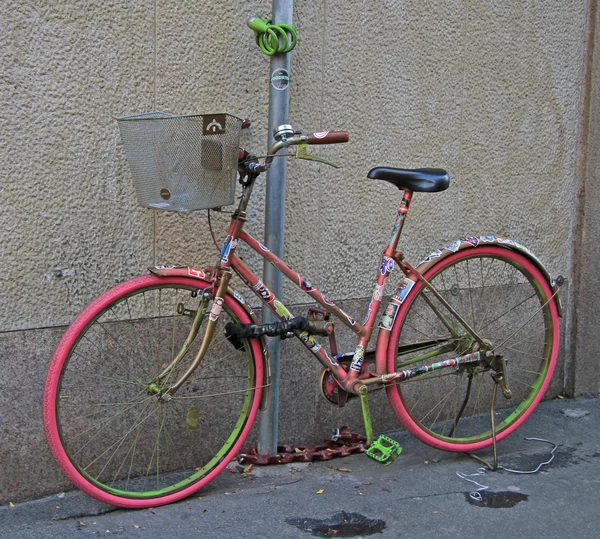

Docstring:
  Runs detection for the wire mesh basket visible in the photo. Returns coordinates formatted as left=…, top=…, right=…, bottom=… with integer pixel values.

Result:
left=117, top=112, right=242, bottom=212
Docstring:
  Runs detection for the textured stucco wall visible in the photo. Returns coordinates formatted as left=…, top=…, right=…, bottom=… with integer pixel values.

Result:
left=0, top=0, right=589, bottom=502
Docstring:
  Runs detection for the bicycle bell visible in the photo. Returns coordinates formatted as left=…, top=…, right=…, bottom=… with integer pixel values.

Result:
left=273, top=124, right=294, bottom=141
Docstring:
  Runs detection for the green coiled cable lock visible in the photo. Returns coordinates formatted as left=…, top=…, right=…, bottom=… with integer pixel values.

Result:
left=248, top=16, right=297, bottom=55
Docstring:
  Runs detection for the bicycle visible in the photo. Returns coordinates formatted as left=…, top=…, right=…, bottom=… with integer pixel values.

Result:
left=43, top=116, right=562, bottom=509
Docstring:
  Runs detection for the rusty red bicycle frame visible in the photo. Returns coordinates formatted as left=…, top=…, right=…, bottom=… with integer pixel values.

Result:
left=217, top=188, right=416, bottom=392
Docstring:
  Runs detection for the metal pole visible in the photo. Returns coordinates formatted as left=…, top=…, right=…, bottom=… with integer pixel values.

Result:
left=257, top=0, right=293, bottom=454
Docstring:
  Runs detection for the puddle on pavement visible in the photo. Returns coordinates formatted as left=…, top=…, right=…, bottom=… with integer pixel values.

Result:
left=465, top=490, right=529, bottom=508
left=286, top=511, right=386, bottom=537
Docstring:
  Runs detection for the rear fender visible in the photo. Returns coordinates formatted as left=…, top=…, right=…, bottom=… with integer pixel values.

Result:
left=148, top=265, right=271, bottom=410
left=414, top=236, right=562, bottom=315
left=374, top=235, right=563, bottom=373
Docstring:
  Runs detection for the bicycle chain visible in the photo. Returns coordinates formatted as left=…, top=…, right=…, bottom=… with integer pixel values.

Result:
left=238, top=427, right=367, bottom=465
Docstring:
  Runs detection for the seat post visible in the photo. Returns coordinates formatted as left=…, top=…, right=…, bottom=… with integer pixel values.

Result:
left=386, top=189, right=413, bottom=255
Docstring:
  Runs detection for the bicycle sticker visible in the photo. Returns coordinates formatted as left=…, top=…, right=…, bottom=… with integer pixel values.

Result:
left=391, top=212, right=405, bottom=237
left=373, top=284, right=384, bottom=301
left=378, top=302, right=399, bottom=331
left=363, top=283, right=386, bottom=324
left=480, top=235, right=496, bottom=243
left=273, top=300, right=292, bottom=319
left=151, top=264, right=184, bottom=271
left=380, top=256, right=395, bottom=276
left=393, top=278, right=415, bottom=304
left=344, top=313, right=357, bottom=326
left=271, top=68, right=290, bottom=91
left=220, top=236, right=238, bottom=263
left=188, top=267, right=207, bottom=278
left=460, top=236, right=480, bottom=247
left=233, top=289, right=245, bottom=304
left=443, top=240, right=462, bottom=253
left=320, top=293, right=335, bottom=306
left=299, top=331, right=321, bottom=353
left=300, top=278, right=313, bottom=291
left=350, top=345, right=365, bottom=372
left=311, top=131, right=330, bottom=139
left=419, top=249, right=442, bottom=265
left=252, top=280, right=275, bottom=303
left=209, top=297, right=224, bottom=322
left=258, top=242, right=271, bottom=252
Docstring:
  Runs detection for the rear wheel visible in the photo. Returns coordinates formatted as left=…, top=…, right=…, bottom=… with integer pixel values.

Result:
left=386, top=246, right=559, bottom=452
left=43, top=274, right=264, bottom=508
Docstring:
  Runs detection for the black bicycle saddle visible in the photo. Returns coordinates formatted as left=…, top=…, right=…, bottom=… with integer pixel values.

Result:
left=368, top=167, right=450, bottom=192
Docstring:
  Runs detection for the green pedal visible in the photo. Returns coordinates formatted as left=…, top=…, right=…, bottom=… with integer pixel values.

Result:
left=366, top=435, right=402, bottom=465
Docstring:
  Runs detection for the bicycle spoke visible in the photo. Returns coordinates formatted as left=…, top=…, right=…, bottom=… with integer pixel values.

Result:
left=52, top=279, right=262, bottom=502
left=387, top=247, right=557, bottom=449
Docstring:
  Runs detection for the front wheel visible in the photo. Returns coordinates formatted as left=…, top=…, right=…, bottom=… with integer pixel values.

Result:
left=43, top=274, right=264, bottom=508
left=386, top=246, right=559, bottom=452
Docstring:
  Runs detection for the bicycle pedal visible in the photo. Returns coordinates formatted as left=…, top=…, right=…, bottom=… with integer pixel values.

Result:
left=366, top=435, right=402, bottom=465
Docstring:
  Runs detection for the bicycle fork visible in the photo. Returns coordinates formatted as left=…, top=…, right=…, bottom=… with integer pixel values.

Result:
left=147, top=272, right=233, bottom=400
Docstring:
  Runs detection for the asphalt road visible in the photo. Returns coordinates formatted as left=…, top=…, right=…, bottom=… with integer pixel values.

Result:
left=1, top=396, right=599, bottom=538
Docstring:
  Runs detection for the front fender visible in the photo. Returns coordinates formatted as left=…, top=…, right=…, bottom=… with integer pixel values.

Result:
left=148, top=265, right=271, bottom=410
left=149, top=264, right=210, bottom=280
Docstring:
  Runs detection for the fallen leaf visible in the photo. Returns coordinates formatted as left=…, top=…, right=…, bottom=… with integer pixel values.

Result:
left=185, top=406, right=199, bottom=430
left=79, top=522, right=86, bottom=527
left=432, top=511, right=440, bottom=515
left=9, top=502, right=15, bottom=508
left=328, top=466, right=352, bottom=473
left=316, top=489, right=325, bottom=495
left=132, top=524, right=140, bottom=529
left=243, top=464, right=254, bottom=474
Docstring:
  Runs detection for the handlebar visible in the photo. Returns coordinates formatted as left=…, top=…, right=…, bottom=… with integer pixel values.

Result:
left=238, top=126, right=349, bottom=176
left=306, top=131, right=349, bottom=145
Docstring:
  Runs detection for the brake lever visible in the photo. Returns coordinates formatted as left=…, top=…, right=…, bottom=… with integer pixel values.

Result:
left=295, top=142, right=340, bottom=168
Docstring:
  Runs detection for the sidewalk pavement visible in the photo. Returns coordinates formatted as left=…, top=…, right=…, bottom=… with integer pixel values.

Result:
left=1, top=396, right=599, bottom=538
